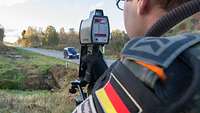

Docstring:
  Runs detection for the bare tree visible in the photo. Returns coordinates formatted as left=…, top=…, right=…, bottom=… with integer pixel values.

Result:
left=0, top=25, right=4, bottom=42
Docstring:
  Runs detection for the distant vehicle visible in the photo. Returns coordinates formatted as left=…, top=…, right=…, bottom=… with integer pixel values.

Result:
left=64, top=47, right=79, bottom=59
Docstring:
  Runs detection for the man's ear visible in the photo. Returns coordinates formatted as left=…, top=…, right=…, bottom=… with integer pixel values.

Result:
left=137, top=0, right=150, bottom=15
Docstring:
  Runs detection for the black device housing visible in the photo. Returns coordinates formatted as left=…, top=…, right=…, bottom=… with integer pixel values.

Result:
left=69, top=9, right=110, bottom=106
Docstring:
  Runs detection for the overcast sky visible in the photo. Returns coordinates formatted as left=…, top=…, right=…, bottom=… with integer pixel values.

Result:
left=1, top=0, right=125, bottom=42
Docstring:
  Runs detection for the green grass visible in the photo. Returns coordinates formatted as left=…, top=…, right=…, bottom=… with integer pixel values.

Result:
left=0, top=89, right=50, bottom=96
left=0, top=56, right=25, bottom=89
left=15, top=48, right=65, bottom=66
left=0, top=48, right=68, bottom=89
left=0, top=47, right=76, bottom=113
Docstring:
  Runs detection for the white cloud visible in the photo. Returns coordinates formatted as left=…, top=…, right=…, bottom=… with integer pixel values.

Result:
left=0, top=0, right=30, bottom=7
left=89, top=1, right=105, bottom=11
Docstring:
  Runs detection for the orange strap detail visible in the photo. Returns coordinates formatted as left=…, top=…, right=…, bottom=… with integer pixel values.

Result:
left=135, top=61, right=167, bottom=80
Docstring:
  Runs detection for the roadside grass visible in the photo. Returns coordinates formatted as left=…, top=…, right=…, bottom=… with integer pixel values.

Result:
left=0, top=56, right=25, bottom=89
left=0, top=48, right=67, bottom=89
left=0, top=47, right=77, bottom=113
left=15, top=48, right=65, bottom=65
left=0, top=89, right=75, bottom=113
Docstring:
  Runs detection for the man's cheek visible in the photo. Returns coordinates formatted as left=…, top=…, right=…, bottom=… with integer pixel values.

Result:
left=124, top=4, right=135, bottom=37
left=124, top=4, right=130, bottom=33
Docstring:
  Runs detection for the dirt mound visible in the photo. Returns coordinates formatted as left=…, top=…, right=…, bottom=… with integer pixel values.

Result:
left=24, top=65, right=78, bottom=90
left=24, top=75, right=49, bottom=90
left=48, top=65, right=68, bottom=89
left=48, top=65, right=78, bottom=89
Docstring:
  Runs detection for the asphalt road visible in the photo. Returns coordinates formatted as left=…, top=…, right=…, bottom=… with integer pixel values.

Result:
left=22, top=48, right=115, bottom=66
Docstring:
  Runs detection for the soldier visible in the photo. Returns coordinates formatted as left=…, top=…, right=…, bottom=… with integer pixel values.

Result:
left=73, top=0, right=200, bottom=113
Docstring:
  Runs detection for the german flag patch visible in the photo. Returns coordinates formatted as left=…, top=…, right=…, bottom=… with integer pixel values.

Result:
left=95, top=73, right=143, bottom=113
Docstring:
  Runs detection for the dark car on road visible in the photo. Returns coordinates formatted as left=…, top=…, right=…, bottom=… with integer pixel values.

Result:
left=64, top=47, right=79, bottom=59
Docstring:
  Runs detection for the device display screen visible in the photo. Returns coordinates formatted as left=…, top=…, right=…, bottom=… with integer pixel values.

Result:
left=92, top=17, right=109, bottom=44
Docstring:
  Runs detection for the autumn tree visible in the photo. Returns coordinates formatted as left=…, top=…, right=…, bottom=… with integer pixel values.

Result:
left=21, top=30, right=26, bottom=39
left=60, top=27, right=65, bottom=35
left=66, top=28, right=79, bottom=48
left=44, top=26, right=59, bottom=46
left=57, top=28, right=79, bottom=49
left=25, top=27, right=41, bottom=47
left=17, top=26, right=41, bottom=47
left=58, top=27, right=67, bottom=44
left=105, top=29, right=129, bottom=56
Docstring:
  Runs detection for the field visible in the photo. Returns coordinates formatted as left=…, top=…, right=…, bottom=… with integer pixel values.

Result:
left=0, top=90, right=75, bottom=113
left=0, top=45, right=78, bottom=113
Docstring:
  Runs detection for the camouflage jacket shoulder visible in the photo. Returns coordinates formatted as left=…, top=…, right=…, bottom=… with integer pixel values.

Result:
left=121, top=33, right=200, bottom=68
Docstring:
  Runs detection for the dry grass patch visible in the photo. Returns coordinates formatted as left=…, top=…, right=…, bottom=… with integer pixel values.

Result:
left=0, top=89, right=75, bottom=113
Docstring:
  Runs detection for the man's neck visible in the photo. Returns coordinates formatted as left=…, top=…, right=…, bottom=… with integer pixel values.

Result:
left=145, top=7, right=167, bottom=34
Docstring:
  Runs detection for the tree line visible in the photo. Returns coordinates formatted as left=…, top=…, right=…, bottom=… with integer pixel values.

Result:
left=16, top=14, right=199, bottom=56
left=17, top=26, right=129, bottom=56
left=17, top=26, right=79, bottom=48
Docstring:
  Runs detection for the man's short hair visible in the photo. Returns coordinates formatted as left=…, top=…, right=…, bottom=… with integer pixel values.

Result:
left=155, top=0, right=192, bottom=11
